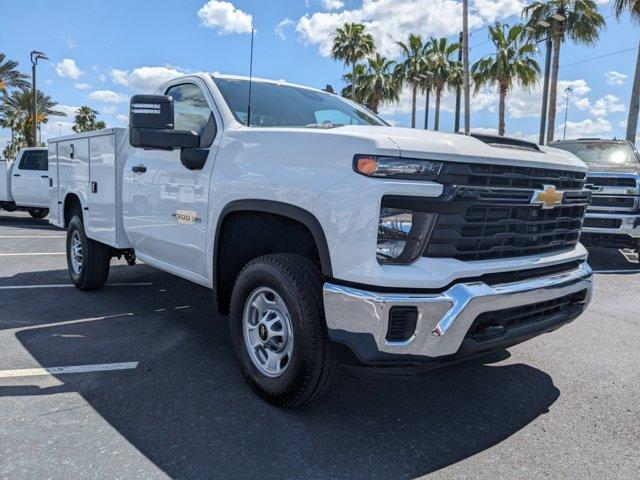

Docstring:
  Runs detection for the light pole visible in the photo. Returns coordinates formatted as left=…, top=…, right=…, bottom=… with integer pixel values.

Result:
left=454, top=30, right=463, bottom=133
left=563, top=86, right=573, bottom=140
left=462, top=0, right=470, bottom=134
left=30, top=50, right=48, bottom=147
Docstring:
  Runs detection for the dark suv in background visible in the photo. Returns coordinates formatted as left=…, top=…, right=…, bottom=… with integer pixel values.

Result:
left=551, top=139, right=640, bottom=254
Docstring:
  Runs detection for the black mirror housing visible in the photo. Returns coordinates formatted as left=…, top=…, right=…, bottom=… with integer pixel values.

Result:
left=129, top=94, right=201, bottom=150
left=180, top=148, right=208, bottom=170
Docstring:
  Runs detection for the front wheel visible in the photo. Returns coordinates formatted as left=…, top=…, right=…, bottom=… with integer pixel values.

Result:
left=229, top=254, right=339, bottom=407
left=66, top=215, right=112, bottom=290
left=28, top=208, right=49, bottom=219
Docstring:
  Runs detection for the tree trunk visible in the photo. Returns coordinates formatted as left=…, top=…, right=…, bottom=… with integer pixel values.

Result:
left=424, top=89, right=430, bottom=130
left=411, top=84, right=417, bottom=128
left=434, top=88, right=442, bottom=131
left=498, top=84, right=507, bottom=136
left=351, top=63, right=357, bottom=101
left=627, top=42, right=640, bottom=144
left=546, top=32, right=562, bottom=143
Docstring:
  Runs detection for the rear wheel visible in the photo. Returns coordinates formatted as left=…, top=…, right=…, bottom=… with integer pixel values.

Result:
left=28, top=208, right=49, bottom=219
left=229, top=254, right=339, bottom=407
left=66, top=215, right=112, bottom=290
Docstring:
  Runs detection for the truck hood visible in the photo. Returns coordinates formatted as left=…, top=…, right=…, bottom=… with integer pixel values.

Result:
left=585, top=163, right=640, bottom=174
left=331, top=126, right=587, bottom=172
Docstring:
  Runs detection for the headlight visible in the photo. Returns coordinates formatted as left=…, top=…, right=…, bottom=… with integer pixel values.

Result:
left=354, top=155, right=443, bottom=181
left=377, top=206, right=437, bottom=264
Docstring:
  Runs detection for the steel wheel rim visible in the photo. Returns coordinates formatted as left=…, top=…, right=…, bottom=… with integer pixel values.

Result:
left=242, top=287, right=294, bottom=378
left=70, top=231, right=83, bottom=275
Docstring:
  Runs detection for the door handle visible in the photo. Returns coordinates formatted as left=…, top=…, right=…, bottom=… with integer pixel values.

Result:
left=41, top=175, right=48, bottom=178
left=13, top=174, right=20, bottom=177
left=132, top=165, right=147, bottom=173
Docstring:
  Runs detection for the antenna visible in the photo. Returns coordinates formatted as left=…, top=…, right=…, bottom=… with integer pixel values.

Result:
left=247, top=27, right=255, bottom=127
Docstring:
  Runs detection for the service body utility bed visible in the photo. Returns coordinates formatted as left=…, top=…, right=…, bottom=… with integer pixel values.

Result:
left=0, top=159, right=14, bottom=202
left=48, top=128, right=132, bottom=249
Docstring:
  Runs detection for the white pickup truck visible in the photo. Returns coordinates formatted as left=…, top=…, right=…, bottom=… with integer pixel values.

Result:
left=49, top=73, right=593, bottom=406
left=1, top=147, right=50, bottom=218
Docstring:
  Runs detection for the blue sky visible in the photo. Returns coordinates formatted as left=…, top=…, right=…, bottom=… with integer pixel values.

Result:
left=1, top=0, right=637, bottom=146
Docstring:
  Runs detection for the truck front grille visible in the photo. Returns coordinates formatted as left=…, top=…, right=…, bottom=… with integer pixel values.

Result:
left=424, top=202, right=587, bottom=260
left=583, top=218, right=623, bottom=229
left=465, top=290, right=588, bottom=341
left=589, top=196, right=636, bottom=209
left=438, top=163, right=586, bottom=190
left=586, top=176, right=637, bottom=187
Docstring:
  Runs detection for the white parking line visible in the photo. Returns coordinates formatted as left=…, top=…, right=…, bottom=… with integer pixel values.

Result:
left=0, top=252, right=65, bottom=256
left=0, top=282, right=154, bottom=290
left=0, top=362, right=139, bottom=379
left=0, top=235, right=65, bottom=239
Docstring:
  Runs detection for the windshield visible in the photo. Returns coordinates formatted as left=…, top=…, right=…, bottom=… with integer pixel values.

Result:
left=553, top=141, right=639, bottom=165
left=212, top=77, right=385, bottom=128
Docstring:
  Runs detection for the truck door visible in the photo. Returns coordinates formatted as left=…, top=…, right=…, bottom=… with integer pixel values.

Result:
left=11, top=149, right=49, bottom=207
left=123, top=80, right=219, bottom=279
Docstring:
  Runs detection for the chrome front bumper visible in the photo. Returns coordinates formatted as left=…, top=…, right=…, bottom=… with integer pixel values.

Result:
left=583, top=212, right=640, bottom=238
left=323, top=263, right=593, bottom=362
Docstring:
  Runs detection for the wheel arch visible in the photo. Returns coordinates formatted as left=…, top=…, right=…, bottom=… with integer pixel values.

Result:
left=213, top=200, right=333, bottom=314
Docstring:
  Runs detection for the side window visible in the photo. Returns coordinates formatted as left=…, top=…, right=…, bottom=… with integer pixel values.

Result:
left=18, top=151, right=47, bottom=171
left=165, top=83, right=215, bottom=146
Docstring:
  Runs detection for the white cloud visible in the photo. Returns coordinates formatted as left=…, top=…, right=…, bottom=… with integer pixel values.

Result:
left=88, top=90, right=128, bottom=103
left=55, top=58, right=84, bottom=79
left=74, top=82, right=91, bottom=90
left=323, top=0, right=345, bottom=10
left=62, top=35, right=78, bottom=50
left=197, top=0, right=253, bottom=34
left=102, top=106, right=117, bottom=115
left=41, top=121, right=75, bottom=142
left=472, top=0, right=525, bottom=23
left=605, top=71, right=628, bottom=86
left=559, top=117, right=612, bottom=139
left=99, top=73, right=106, bottom=82
left=116, top=114, right=129, bottom=125
left=275, top=18, right=294, bottom=40
left=471, top=126, right=498, bottom=135
left=618, top=119, right=628, bottom=128
left=110, top=66, right=187, bottom=92
left=590, top=94, right=625, bottom=117
left=573, top=97, right=590, bottom=110
left=50, top=105, right=79, bottom=118
left=295, top=0, right=523, bottom=57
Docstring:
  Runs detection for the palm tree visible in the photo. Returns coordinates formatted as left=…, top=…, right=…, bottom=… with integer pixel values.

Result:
left=523, top=0, right=605, bottom=142
left=394, top=34, right=427, bottom=128
left=360, top=54, right=400, bottom=113
left=426, top=37, right=460, bottom=131
left=1, top=88, right=65, bottom=146
left=0, top=53, right=30, bottom=93
left=341, top=64, right=369, bottom=104
left=472, top=23, right=541, bottom=136
left=613, top=0, right=640, bottom=142
left=72, top=106, right=107, bottom=133
left=331, top=23, right=375, bottom=101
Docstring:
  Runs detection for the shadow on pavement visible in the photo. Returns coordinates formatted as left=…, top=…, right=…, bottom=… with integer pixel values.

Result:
left=0, top=212, right=60, bottom=231
left=3, top=267, right=561, bottom=479
left=586, top=246, right=640, bottom=273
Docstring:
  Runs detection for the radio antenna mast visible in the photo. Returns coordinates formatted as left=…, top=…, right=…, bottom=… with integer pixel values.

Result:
left=247, top=27, right=255, bottom=127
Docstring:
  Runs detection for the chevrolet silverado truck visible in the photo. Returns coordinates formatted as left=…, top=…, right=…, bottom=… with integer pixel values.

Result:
left=1, top=147, right=50, bottom=218
left=48, top=74, right=593, bottom=407
left=551, top=139, right=640, bottom=254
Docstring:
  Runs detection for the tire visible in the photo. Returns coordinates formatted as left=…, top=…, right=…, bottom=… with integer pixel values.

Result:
left=66, top=215, right=112, bottom=290
left=28, top=208, right=49, bottom=219
left=229, top=254, right=339, bottom=407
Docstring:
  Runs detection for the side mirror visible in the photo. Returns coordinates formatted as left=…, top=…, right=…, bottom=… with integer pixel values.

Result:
left=129, top=94, right=200, bottom=150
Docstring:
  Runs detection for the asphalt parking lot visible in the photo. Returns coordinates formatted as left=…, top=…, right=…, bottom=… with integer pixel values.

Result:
left=0, top=210, right=638, bottom=480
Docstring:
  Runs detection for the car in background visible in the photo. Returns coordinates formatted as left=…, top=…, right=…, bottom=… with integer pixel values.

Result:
left=0, top=147, right=50, bottom=219
left=550, top=138, right=640, bottom=254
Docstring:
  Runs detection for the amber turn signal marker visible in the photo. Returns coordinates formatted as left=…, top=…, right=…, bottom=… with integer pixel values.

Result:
left=356, top=156, right=378, bottom=175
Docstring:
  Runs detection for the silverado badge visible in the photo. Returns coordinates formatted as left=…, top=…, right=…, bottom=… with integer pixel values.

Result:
left=531, top=185, right=564, bottom=209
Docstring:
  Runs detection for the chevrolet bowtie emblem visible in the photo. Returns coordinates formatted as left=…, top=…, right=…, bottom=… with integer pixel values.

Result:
left=532, top=185, right=564, bottom=209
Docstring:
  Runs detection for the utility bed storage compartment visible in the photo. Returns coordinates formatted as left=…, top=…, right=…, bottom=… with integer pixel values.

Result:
left=0, top=159, right=14, bottom=202
left=48, top=128, right=131, bottom=248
